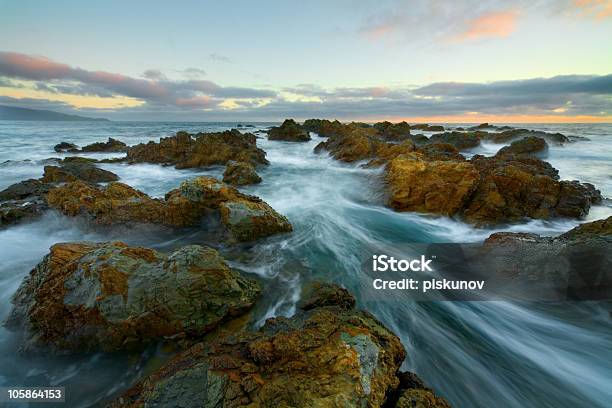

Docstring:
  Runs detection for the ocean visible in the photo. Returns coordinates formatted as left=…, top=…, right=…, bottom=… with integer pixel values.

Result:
left=0, top=121, right=611, bottom=407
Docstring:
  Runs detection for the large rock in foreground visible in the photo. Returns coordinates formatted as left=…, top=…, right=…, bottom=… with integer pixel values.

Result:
left=113, top=282, right=408, bottom=408
left=267, top=119, right=311, bottom=142
left=127, top=130, right=268, bottom=168
left=46, top=176, right=292, bottom=242
left=5, top=242, right=261, bottom=353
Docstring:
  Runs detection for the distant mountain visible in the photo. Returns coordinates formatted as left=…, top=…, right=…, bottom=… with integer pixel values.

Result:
left=0, top=105, right=109, bottom=121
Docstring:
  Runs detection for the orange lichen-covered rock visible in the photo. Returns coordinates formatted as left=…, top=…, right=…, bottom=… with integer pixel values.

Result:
left=386, top=153, right=479, bottom=216
left=112, top=282, right=407, bottom=408
left=5, top=242, right=261, bottom=353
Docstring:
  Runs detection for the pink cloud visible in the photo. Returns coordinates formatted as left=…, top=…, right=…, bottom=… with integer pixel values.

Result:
left=453, top=10, right=519, bottom=42
left=572, top=0, right=612, bottom=20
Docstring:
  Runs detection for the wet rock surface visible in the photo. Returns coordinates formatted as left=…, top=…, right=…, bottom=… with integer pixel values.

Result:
left=388, top=372, right=452, bottom=408
left=126, top=130, right=268, bottom=168
left=267, top=119, right=311, bottom=142
left=223, top=161, right=262, bottom=185
left=46, top=176, right=292, bottom=242
left=42, top=162, right=119, bottom=183
left=428, top=131, right=481, bottom=150
left=54, top=142, right=79, bottom=153
left=112, top=282, right=413, bottom=408
left=481, top=128, right=569, bottom=145
left=4, top=242, right=261, bottom=353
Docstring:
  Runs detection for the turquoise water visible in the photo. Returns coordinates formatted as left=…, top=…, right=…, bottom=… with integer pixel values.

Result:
left=0, top=121, right=611, bottom=407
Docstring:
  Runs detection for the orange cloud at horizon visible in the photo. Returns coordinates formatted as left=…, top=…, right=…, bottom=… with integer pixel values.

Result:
left=453, top=10, right=519, bottom=42
left=359, top=114, right=612, bottom=124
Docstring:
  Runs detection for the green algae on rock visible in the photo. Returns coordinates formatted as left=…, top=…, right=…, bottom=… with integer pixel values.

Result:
left=223, top=161, right=262, bottom=185
left=4, top=242, right=261, bottom=353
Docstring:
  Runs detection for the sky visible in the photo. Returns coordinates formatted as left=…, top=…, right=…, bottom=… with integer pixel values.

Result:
left=0, top=0, right=611, bottom=122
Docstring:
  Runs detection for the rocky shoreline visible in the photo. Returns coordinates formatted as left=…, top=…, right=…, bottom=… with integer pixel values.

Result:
left=2, top=119, right=611, bottom=407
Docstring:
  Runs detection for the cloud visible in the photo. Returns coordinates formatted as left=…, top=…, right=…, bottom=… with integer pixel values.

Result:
left=0, top=51, right=274, bottom=109
left=452, top=10, right=519, bottom=42
left=571, top=0, right=612, bottom=19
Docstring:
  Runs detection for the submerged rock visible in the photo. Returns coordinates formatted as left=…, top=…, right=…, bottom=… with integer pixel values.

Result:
left=222, top=161, right=262, bottom=185
left=54, top=141, right=79, bottom=153
left=81, top=137, right=128, bottom=152
left=112, top=282, right=407, bottom=407
left=5, top=242, right=261, bottom=353
left=267, top=119, right=311, bottom=142
left=127, top=130, right=268, bottom=168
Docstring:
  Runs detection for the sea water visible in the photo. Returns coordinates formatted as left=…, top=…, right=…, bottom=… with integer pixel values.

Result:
left=0, top=121, right=611, bottom=407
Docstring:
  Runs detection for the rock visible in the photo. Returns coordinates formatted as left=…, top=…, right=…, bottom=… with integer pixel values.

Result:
left=391, top=372, right=451, bottom=408
left=386, top=153, right=479, bottom=215
left=482, top=129, right=569, bottom=145
left=297, top=281, right=356, bottom=311
left=302, top=119, right=345, bottom=137
left=428, top=131, right=481, bottom=150
left=81, top=137, right=128, bottom=152
left=127, top=130, right=268, bottom=168
left=560, top=216, right=612, bottom=240
left=267, top=119, right=311, bottom=142
left=384, top=150, right=601, bottom=226
left=496, top=136, right=548, bottom=158
left=461, top=155, right=601, bottom=226
left=0, top=179, right=51, bottom=227
left=417, top=143, right=465, bottom=162
left=467, top=123, right=491, bottom=130
left=173, top=177, right=292, bottom=242
left=61, top=156, right=99, bottom=164
left=410, top=124, right=444, bottom=132
left=4, top=242, right=261, bottom=353
left=112, top=283, right=406, bottom=408
left=42, top=163, right=119, bottom=184
left=53, top=142, right=79, bottom=153
left=222, top=161, right=262, bottom=185
left=46, top=176, right=292, bottom=242
left=373, top=121, right=412, bottom=141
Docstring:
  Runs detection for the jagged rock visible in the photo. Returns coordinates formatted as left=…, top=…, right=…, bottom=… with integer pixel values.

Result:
left=42, top=163, right=119, bottom=184
left=428, top=131, right=481, bottom=150
left=373, top=121, right=412, bottom=142
left=112, top=282, right=406, bottom=408
left=267, top=119, right=311, bottom=142
left=61, top=156, right=99, bottom=164
left=127, top=130, right=268, bottom=168
left=4, top=242, right=261, bottom=353
left=46, top=177, right=292, bottom=242
left=302, top=119, right=345, bottom=137
left=54, top=142, right=79, bottom=153
left=81, top=137, right=128, bottom=152
left=297, top=281, right=356, bottom=311
left=222, top=161, right=262, bottom=185
left=461, top=155, right=601, bottom=225
left=386, top=153, right=479, bottom=215
left=410, top=124, right=444, bottom=132
left=496, top=136, right=548, bottom=158
left=385, top=150, right=602, bottom=226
